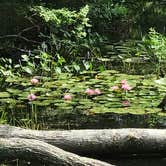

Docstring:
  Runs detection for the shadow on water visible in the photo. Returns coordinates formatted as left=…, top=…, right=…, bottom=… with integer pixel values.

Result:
left=40, top=112, right=166, bottom=130
left=2, top=156, right=166, bottom=166
left=111, top=158, right=166, bottom=166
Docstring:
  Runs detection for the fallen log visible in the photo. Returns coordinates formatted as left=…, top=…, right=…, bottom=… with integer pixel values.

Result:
left=0, top=137, right=113, bottom=166
left=1, top=125, right=166, bottom=157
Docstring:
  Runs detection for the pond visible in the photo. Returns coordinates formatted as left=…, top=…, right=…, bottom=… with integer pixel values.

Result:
left=0, top=69, right=165, bottom=129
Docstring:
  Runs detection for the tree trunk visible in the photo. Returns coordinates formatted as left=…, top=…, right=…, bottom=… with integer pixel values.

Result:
left=0, top=137, right=113, bottom=166
left=1, top=125, right=166, bottom=157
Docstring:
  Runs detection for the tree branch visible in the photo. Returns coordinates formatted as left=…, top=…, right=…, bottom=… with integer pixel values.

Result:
left=0, top=34, right=41, bottom=44
left=18, top=26, right=40, bottom=36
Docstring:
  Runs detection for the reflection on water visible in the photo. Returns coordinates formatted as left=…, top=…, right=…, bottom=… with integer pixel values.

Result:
left=1, top=157, right=166, bottom=166
left=111, top=158, right=166, bottom=166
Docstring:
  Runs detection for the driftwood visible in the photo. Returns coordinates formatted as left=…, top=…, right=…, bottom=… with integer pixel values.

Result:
left=1, top=125, right=166, bottom=158
left=0, top=137, right=112, bottom=166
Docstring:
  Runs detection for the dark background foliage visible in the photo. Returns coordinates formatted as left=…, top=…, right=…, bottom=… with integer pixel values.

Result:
left=0, top=0, right=166, bottom=59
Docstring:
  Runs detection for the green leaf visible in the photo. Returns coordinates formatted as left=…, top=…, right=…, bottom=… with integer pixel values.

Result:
left=0, top=92, right=11, bottom=98
left=21, top=55, right=29, bottom=61
left=22, top=67, right=33, bottom=74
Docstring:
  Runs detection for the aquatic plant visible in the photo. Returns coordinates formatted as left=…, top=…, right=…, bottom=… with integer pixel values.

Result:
left=27, top=94, right=37, bottom=101
left=30, top=78, right=39, bottom=85
left=94, top=89, right=101, bottom=95
left=85, top=88, right=101, bottom=96
left=0, top=70, right=164, bottom=128
left=112, top=80, right=131, bottom=92
left=121, top=80, right=127, bottom=84
left=85, top=88, right=96, bottom=95
left=112, top=86, right=119, bottom=91
left=111, top=79, right=132, bottom=107
left=121, top=83, right=131, bottom=91
left=122, top=100, right=130, bottom=107
left=64, top=94, right=72, bottom=101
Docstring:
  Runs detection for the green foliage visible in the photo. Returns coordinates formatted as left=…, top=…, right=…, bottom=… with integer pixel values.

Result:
left=123, top=1, right=166, bottom=38
left=0, top=70, right=164, bottom=128
left=143, top=28, right=166, bottom=62
left=31, top=5, right=93, bottom=55
left=26, top=5, right=102, bottom=74
left=14, top=51, right=66, bottom=76
left=0, top=109, right=7, bottom=124
left=32, top=5, right=91, bottom=39
left=88, top=0, right=127, bottom=39
left=0, top=58, right=14, bottom=77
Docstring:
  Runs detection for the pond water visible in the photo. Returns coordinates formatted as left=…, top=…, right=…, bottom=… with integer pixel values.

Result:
left=2, top=157, right=166, bottom=166
left=0, top=69, right=165, bottom=129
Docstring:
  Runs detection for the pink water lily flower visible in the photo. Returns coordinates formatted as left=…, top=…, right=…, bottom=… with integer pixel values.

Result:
left=85, top=88, right=95, bottom=95
left=27, top=94, right=37, bottom=101
left=64, top=94, right=72, bottom=100
left=121, top=84, right=131, bottom=91
left=122, top=100, right=130, bottom=107
left=121, top=80, right=127, bottom=84
left=112, top=86, right=119, bottom=91
left=94, top=88, right=101, bottom=95
left=31, top=78, right=39, bottom=84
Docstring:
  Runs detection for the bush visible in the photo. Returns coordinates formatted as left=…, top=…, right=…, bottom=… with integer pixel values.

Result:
left=30, top=5, right=101, bottom=62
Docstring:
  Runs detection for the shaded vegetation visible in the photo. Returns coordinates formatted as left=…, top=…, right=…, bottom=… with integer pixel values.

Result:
left=0, top=0, right=165, bottom=129
left=0, top=1, right=166, bottom=165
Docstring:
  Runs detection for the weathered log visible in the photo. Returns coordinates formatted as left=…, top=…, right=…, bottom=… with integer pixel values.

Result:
left=1, top=125, right=166, bottom=157
left=0, top=137, right=113, bottom=166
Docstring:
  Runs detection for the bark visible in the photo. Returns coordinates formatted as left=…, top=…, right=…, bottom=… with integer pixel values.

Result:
left=0, top=137, right=112, bottom=166
left=1, top=125, right=166, bottom=157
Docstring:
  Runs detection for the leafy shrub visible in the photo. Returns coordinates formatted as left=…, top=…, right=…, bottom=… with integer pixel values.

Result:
left=88, top=0, right=128, bottom=40
left=143, top=28, right=166, bottom=62
left=31, top=5, right=98, bottom=60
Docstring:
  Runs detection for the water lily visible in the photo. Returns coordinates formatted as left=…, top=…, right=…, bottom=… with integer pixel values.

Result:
left=122, top=100, right=130, bottom=107
left=64, top=94, right=72, bottom=100
left=31, top=78, right=39, bottom=85
left=112, top=86, right=119, bottom=91
left=94, top=88, right=101, bottom=95
left=27, top=94, right=37, bottom=101
left=121, top=84, right=131, bottom=91
left=121, top=79, right=127, bottom=84
left=85, top=88, right=95, bottom=95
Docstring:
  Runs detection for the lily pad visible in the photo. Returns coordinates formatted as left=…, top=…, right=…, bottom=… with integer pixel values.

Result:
left=0, top=92, right=11, bottom=98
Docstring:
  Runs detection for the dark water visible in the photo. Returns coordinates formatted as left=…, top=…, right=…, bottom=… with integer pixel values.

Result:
left=2, top=157, right=166, bottom=166
left=37, top=112, right=166, bottom=130
left=111, top=158, right=166, bottom=166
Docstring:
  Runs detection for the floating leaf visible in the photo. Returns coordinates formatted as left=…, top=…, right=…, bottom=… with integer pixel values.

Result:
left=0, top=92, right=11, bottom=98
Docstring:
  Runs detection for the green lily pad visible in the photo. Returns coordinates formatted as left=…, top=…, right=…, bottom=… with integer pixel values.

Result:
left=6, top=88, right=21, bottom=95
left=0, top=92, right=11, bottom=98
left=0, top=98, right=16, bottom=104
left=155, top=78, right=166, bottom=85
left=32, top=100, right=53, bottom=106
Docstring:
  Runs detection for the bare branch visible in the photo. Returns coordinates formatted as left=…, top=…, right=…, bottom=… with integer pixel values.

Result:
left=18, top=25, right=40, bottom=35
left=0, top=34, right=41, bottom=44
